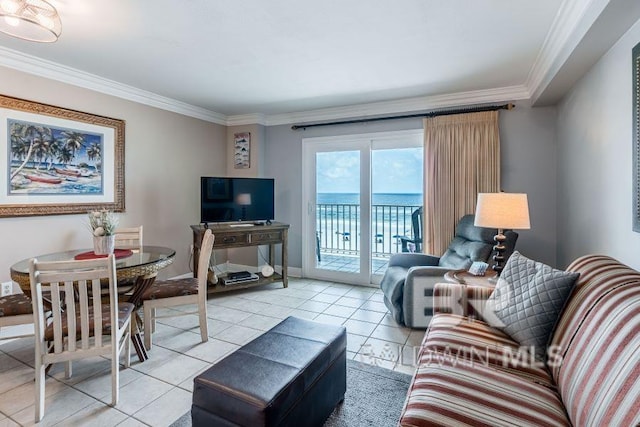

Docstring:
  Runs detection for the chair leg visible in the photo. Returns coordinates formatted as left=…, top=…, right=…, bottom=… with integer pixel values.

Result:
left=124, top=321, right=131, bottom=368
left=199, top=299, right=208, bottom=343
left=34, top=357, right=46, bottom=423
left=151, top=307, right=156, bottom=333
left=111, top=342, right=119, bottom=406
left=65, top=360, right=72, bottom=379
left=143, top=303, right=153, bottom=351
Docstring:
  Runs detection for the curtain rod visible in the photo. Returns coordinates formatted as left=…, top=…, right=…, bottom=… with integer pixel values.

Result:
left=291, top=102, right=515, bottom=130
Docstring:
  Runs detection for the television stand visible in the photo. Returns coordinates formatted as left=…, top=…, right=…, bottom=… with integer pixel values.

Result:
left=190, top=222, right=289, bottom=293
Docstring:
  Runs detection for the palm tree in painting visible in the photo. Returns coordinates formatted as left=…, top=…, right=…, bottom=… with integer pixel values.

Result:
left=61, top=131, right=85, bottom=158
left=44, top=139, right=62, bottom=170
left=57, top=146, right=73, bottom=166
left=30, top=127, right=54, bottom=171
left=86, top=142, right=101, bottom=172
left=10, top=123, right=52, bottom=179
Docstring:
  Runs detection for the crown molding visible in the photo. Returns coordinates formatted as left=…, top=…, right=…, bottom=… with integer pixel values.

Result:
left=0, top=46, right=228, bottom=125
left=226, top=113, right=267, bottom=126
left=526, top=0, right=609, bottom=103
left=254, top=85, right=530, bottom=127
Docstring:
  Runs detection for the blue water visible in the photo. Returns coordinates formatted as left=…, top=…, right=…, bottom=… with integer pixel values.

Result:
left=317, top=193, right=422, bottom=206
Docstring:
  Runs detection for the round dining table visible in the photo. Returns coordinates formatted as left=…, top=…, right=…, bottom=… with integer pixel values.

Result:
left=9, top=245, right=176, bottom=362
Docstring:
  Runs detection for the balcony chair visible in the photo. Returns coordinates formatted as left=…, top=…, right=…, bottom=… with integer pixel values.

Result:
left=380, top=214, right=518, bottom=328
left=29, top=255, right=132, bottom=423
left=141, top=229, right=214, bottom=350
left=399, top=207, right=423, bottom=252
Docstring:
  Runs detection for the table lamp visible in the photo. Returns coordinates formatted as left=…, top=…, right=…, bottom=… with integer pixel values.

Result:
left=474, top=193, right=530, bottom=274
left=236, top=193, right=252, bottom=221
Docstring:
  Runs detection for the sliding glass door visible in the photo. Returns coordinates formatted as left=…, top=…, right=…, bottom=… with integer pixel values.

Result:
left=302, top=130, right=423, bottom=285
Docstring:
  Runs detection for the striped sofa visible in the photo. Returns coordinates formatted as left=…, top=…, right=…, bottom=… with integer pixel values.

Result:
left=398, top=255, right=640, bottom=427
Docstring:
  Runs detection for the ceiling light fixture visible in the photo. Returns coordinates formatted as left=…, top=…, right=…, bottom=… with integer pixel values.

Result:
left=0, top=0, right=61, bottom=43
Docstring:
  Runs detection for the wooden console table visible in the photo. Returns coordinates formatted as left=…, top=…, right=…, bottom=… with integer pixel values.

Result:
left=190, top=222, right=289, bottom=293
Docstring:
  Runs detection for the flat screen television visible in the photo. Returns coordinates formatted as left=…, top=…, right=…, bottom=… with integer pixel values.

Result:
left=200, top=177, right=275, bottom=223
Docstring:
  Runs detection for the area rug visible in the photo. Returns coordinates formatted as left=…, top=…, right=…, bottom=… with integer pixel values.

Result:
left=170, top=359, right=412, bottom=427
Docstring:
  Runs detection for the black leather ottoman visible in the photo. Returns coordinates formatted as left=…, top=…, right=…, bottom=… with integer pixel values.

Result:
left=192, top=316, right=347, bottom=427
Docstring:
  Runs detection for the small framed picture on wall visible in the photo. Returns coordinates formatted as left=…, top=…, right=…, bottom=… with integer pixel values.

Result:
left=234, top=132, right=251, bottom=169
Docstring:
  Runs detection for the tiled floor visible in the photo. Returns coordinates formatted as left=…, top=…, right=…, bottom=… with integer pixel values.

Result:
left=0, top=278, right=423, bottom=427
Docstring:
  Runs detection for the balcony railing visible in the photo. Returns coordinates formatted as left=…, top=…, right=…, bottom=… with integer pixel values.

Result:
left=316, top=203, right=421, bottom=258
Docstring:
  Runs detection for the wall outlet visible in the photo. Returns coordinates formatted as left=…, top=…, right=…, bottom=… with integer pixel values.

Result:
left=1, top=281, right=13, bottom=297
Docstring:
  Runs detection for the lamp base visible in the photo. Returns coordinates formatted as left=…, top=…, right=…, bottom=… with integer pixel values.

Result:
left=491, top=229, right=506, bottom=275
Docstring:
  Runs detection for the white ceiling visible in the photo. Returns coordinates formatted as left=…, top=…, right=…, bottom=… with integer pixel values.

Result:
left=0, top=0, right=638, bottom=125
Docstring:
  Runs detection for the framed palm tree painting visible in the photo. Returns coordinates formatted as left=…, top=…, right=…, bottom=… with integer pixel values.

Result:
left=0, top=95, right=124, bottom=217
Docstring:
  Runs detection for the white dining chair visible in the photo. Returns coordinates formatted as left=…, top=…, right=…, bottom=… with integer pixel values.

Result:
left=114, top=226, right=143, bottom=251
left=29, top=255, right=132, bottom=423
left=142, top=229, right=214, bottom=350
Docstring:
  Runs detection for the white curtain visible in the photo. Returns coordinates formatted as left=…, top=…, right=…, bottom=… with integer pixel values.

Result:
left=423, top=110, right=501, bottom=255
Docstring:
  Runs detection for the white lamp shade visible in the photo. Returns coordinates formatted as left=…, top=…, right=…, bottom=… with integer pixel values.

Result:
left=474, top=193, right=530, bottom=230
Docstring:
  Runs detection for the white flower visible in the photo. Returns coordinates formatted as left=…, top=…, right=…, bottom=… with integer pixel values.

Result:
left=88, top=210, right=118, bottom=236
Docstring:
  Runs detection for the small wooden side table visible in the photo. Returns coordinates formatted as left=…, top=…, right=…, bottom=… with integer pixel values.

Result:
left=443, top=270, right=497, bottom=317
left=444, top=269, right=498, bottom=287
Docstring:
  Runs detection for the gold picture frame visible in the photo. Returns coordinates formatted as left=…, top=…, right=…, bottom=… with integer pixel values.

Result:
left=0, top=94, right=125, bottom=217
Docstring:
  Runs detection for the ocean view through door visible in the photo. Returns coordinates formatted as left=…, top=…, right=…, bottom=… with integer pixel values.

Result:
left=303, top=130, right=423, bottom=285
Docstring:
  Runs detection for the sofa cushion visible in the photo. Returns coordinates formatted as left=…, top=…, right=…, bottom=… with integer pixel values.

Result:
left=423, top=314, right=554, bottom=388
left=485, top=251, right=578, bottom=360
left=399, top=353, right=570, bottom=427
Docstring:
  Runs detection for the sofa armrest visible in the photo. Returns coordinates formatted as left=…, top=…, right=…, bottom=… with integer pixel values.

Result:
left=433, top=282, right=495, bottom=319
left=388, top=253, right=440, bottom=269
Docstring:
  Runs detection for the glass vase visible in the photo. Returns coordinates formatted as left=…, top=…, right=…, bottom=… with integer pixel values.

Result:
left=93, top=235, right=115, bottom=255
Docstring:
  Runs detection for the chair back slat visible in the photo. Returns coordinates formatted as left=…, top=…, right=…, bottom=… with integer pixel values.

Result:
left=49, top=282, right=63, bottom=354
left=78, top=283, right=90, bottom=349
left=92, top=278, right=103, bottom=346
left=197, top=230, right=215, bottom=293
left=64, top=281, right=77, bottom=352
left=115, top=226, right=143, bottom=251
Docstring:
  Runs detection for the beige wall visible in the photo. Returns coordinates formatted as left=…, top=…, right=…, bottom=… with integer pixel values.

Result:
left=0, top=66, right=226, bottom=284
left=557, top=18, right=640, bottom=269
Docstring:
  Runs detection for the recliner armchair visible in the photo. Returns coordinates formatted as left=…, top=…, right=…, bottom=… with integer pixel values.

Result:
left=380, top=214, right=518, bottom=328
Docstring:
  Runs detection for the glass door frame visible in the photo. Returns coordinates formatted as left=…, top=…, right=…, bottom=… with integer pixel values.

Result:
left=302, top=137, right=371, bottom=285
left=302, top=129, right=423, bottom=286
